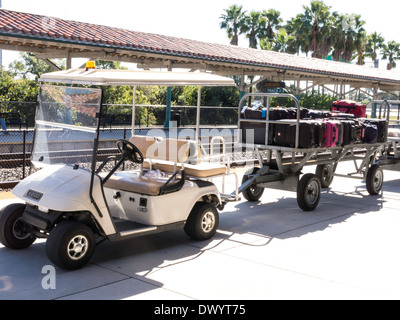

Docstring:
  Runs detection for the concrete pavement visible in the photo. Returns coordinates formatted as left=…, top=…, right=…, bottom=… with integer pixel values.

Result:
left=1, top=161, right=400, bottom=300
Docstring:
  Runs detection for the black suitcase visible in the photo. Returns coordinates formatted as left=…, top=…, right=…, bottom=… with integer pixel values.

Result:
left=341, top=120, right=357, bottom=146
left=269, top=108, right=289, bottom=120
left=241, top=121, right=275, bottom=145
left=361, top=119, right=388, bottom=143
left=241, top=108, right=266, bottom=120
left=307, top=110, right=330, bottom=119
left=274, top=120, right=319, bottom=149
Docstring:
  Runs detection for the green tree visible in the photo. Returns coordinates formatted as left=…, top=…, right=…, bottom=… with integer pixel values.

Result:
left=366, top=32, right=385, bottom=68
left=285, top=14, right=312, bottom=55
left=304, top=0, right=334, bottom=59
left=261, top=9, right=283, bottom=44
left=219, top=4, right=247, bottom=46
left=382, top=40, right=400, bottom=70
left=331, top=13, right=366, bottom=63
left=8, top=53, right=64, bottom=80
left=242, top=11, right=267, bottom=49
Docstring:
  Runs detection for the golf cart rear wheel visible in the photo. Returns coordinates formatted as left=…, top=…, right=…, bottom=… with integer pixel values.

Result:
left=366, top=165, right=384, bottom=196
left=241, top=167, right=264, bottom=202
left=46, top=221, right=95, bottom=270
left=0, top=203, right=36, bottom=249
left=184, top=203, right=219, bottom=241
left=297, top=174, right=321, bottom=212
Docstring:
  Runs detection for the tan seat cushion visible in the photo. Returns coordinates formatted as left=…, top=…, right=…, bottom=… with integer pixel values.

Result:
left=129, top=135, right=157, bottom=158
left=103, top=172, right=167, bottom=196
left=144, top=159, right=227, bottom=178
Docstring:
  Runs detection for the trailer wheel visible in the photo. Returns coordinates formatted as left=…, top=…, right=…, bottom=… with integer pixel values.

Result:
left=241, top=168, right=264, bottom=202
left=316, top=164, right=335, bottom=188
left=0, top=203, right=36, bottom=249
left=366, top=165, right=384, bottom=196
left=297, top=174, right=321, bottom=212
left=184, top=203, right=219, bottom=241
left=46, top=221, right=95, bottom=270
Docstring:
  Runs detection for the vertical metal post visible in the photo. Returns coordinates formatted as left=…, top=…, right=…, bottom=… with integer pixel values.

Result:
left=164, top=87, right=172, bottom=128
left=131, top=85, right=137, bottom=136
left=22, top=130, right=26, bottom=180
left=195, top=86, right=203, bottom=144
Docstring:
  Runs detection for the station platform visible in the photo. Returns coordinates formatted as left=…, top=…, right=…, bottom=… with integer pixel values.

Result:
left=1, top=162, right=400, bottom=301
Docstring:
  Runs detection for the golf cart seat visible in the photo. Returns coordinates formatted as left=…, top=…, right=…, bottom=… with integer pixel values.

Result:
left=103, top=169, right=185, bottom=196
left=129, top=135, right=228, bottom=178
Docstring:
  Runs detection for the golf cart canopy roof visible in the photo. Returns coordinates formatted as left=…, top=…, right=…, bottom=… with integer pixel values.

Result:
left=39, top=69, right=236, bottom=87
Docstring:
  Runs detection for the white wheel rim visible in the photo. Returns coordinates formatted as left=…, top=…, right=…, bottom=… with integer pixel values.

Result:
left=67, top=235, right=89, bottom=260
left=201, top=211, right=215, bottom=233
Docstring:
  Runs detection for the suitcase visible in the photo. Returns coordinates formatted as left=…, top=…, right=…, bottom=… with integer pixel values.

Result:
left=361, top=122, right=378, bottom=144
left=331, top=100, right=367, bottom=118
left=329, top=112, right=356, bottom=120
left=361, top=119, right=388, bottom=143
left=241, top=108, right=266, bottom=120
left=307, top=110, right=330, bottom=119
left=324, top=120, right=343, bottom=147
left=340, top=120, right=361, bottom=146
left=241, top=121, right=275, bottom=145
left=274, top=120, right=319, bottom=149
left=269, top=107, right=289, bottom=120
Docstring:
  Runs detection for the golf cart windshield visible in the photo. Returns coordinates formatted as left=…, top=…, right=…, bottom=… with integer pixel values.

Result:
left=32, top=85, right=102, bottom=168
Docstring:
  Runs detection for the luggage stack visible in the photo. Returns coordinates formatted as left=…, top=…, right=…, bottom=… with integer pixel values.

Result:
left=240, top=101, right=388, bottom=148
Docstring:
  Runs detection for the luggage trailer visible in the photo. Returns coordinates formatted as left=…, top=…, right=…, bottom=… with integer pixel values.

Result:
left=234, top=93, right=389, bottom=211
left=371, top=100, right=400, bottom=172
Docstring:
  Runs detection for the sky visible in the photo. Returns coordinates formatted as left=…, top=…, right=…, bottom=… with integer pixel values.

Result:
left=1, top=0, right=399, bottom=69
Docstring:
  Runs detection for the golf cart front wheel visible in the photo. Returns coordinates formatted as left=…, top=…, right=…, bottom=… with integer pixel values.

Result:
left=46, top=221, right=95, bottom=270
left=184, top=203, right=219, bottom=241
left=0, top=203, right=36, bottom=249
left=297, top=174, right=321, bottom=212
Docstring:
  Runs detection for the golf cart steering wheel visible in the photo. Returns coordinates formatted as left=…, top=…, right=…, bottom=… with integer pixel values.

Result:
left=116, top=139, right=144, bottom=164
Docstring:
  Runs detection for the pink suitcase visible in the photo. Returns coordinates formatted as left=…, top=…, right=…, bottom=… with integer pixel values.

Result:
left=324, top=120, right=343, bottom=147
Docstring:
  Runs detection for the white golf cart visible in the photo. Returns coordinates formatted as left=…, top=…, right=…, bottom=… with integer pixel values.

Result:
left=0, top=68, right=236, bottom=270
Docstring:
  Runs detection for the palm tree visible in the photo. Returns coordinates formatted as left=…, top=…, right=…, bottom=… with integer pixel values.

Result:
left=285, top=14, right=311, bottom=56
left=261, top=9, right=283, bottom=43
left=366, top=32, right=385, bottom=68
left=382, top=40, right=400, bottom=70
left=219, top=5, right=247, bottom=46
left=303, top=0, right=333, bottom=59
left=261, top=28, right=296, bottom=53
left=354, top=28, right=368, bottom=65
left=342, top=14, right=366, bottom=63
left=242, top=11, right=267, bottom=49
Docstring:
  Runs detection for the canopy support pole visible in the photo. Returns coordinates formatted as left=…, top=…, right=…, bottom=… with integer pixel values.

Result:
left=132, top=85, right=137, bottom=136
left=164, top=87, right=172, bottom=128
left=195, top=86, right=203, bottom=144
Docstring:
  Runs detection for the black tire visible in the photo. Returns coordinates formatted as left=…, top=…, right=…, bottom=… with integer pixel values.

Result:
left=241, top=167, right=264, bottom=202
left=316, top=164, right=335, bottom=188
left=0, top=203, right=36, bottom=249
left=46, top=221, right=95, bottom=270
left=366, top=165, right=384, bottom=196
left=184, top=203, right=219, bottom=241
left=297, top=174, right=321, bottom=212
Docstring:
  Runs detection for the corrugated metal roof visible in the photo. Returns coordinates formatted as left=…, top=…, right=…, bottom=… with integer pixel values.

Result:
left=1, top=8, right=400, bottom=89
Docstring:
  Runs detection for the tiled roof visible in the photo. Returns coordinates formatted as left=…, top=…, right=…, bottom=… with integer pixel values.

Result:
left=1, top=8, right=400, bottom=87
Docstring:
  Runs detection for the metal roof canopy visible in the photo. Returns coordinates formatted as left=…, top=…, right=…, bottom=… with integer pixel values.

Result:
left=39, top=68, right=236, bottom=87
left=1, top=8, right=400, bottom=97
